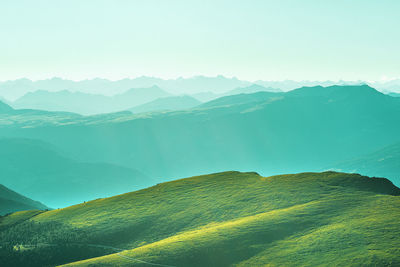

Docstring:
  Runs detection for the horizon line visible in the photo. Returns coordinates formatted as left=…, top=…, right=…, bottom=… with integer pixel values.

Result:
left=0, top=75, right=397, bottom=84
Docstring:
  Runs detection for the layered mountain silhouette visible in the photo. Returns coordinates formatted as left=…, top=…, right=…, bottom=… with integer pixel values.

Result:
left=129, top=95, right=201, bottom=114
left=12, top=86, right=171, bottom=115
left=2, top=76, right=400, bottom=101
left=1, top=171, right=399, bottom=266
left=0, top=184, right=48, bottom=215
left=1, top=85, right=399, bottom=185
left=0, top=76, right=250, bottom=101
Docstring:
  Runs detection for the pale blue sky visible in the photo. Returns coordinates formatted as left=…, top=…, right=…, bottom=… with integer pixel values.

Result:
left=0, top=0, right=399, bottom=81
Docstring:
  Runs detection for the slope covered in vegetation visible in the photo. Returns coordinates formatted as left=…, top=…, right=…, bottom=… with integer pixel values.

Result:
left=0, top=171, right=399, bottom=266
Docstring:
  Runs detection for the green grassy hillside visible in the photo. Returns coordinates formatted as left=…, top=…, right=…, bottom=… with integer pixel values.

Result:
left=0, top=171, right=399, bottom=266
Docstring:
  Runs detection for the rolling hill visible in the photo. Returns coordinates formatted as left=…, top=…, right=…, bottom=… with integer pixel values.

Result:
left=0, top=184, right=48, bottom=215
left=0, top=138, right=153, bottom=207
left=0, top=171, right=399, bottom=266
left=129, top=95, right=201, bottom=114
left=328, top=142, right=400, bottom=186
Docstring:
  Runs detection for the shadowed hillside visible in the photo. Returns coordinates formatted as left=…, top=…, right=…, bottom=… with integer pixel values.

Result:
left=0, top=171, right=399, bottom=266
left=0, top=185, right=48, bottom=215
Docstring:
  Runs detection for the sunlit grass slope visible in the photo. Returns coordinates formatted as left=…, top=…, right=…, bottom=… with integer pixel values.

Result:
left=1, top=171, right=399, bottom=266
left=59, top=171, right=400, bottom=267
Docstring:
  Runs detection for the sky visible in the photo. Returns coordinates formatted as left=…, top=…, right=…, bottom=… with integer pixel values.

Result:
left=0, top=0, right=399, bottom=81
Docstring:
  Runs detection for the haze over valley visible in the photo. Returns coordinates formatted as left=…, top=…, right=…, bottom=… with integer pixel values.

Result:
left=1, top=1, right=400, bottom=266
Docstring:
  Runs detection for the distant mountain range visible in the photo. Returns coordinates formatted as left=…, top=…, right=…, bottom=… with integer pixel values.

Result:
left=1, top=85, right=399, bottom=190
left=1, top=76, right=399, bottom=101
left=0, top=138, right=153, bottom=207
left=10, top=84, right=281, bottom=115
left=129, top=95, right=201, bottom=114
left=12, top=86, right=171, bottom=115
left=223, top=84, right=281, bottom=95
left=0, top=184, right=48, bottom=215
left=1, top=171, right=399, bottom=266
left=0, top=76, right=250, bottom=100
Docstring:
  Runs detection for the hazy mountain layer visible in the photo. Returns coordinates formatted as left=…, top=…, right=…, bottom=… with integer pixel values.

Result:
left=0, top=76, right=250, bottom=100
left=328, top=142, right=400, bottom=185
left=1, top=85, right=399, bottom=184
left=224, top=84, right=281, bottom=95
left=1, top=76, right=400, bottom=101
left=0, top=138, right=153, bottom=207
left=129, top=95, right=201, bottom=114
left=0, top=171, right=399, bottom=266
left=12, top=86, right=170, bottom=115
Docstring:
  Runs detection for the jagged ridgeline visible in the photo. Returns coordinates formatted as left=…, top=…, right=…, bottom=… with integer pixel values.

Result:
left=0, top=171, right=399, bottom=266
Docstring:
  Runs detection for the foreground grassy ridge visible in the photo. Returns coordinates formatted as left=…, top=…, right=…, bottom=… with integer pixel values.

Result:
left=63, top=183, right=400, bottom=266
left=2, top=171, right=400, bottom=266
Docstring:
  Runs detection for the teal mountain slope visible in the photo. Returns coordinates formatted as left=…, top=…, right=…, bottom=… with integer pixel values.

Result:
left=12, top=86, right=171, bottom=115
left=224, top=84, right=281, bottom=95
left=129, top=95, right=201, bottom=114
left=327, top=142, right=400, bottom=186
left=0, top=76, right=251, bottom=100
left=0, top=85, right=399, bottom=184
left=388, top=92, right=400, bottom=97
left=12, top=90, right=110, bottom=115
left=0, top=100, right=13, bottom=113
left=0, top=184, right=48, bottom=215
left=199, top=91, right=283, bottom=109
left=0, top=171, right=399, bottom=266
left=0, top=138, right=153, bottom=208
